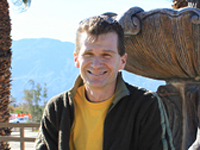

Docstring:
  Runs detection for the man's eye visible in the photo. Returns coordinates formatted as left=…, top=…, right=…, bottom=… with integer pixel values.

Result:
left=84, top=53, right=93, bottom=57
left=103, top=54, right=112, bottom=58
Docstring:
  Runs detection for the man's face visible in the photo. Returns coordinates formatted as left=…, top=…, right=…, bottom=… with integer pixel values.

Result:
left=74, top=32, right=127, bottom=91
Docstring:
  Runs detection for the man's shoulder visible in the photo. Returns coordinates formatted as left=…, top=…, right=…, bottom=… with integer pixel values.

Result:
left=125, top=82, right=154, bottom=95
left=124, top=82, right=159, bottom=103
left=46, top=90, right=69, bottom=108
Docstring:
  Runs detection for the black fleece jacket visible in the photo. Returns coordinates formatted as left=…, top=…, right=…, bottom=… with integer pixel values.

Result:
left=35, top=73, right=175, bottom=150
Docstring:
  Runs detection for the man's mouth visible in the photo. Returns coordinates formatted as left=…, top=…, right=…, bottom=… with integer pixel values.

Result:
left=87, top=70, right=107, bottom=76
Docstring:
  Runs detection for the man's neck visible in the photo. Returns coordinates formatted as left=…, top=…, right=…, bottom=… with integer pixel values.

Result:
left=84, top=85, right=115, bottom=103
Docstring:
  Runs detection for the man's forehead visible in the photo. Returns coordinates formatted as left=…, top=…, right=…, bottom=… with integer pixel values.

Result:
left=78, top=32, right=119, bottom=54
left=80, top=31, right=118, bottom=43
left=80, top=32, right=96, bottom=44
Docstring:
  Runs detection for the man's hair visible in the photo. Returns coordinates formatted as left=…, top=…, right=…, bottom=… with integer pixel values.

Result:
left=75, top=14, right=125, bottom=56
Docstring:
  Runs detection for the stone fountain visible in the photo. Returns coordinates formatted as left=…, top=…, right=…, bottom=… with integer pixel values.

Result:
left=118, top=5, right=200, bottom=150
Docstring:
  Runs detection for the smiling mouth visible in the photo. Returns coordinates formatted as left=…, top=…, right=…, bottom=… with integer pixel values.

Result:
left=87, top=70, right=107, bottom=76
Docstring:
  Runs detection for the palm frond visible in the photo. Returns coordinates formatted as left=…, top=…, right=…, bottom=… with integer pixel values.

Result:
left=172, top=0, right=188, bottom=9
left=12, top=0, right=31, bottom=12
left=172, top=0, right=200, bottom=9
left=23, top=0, right=31, bottom=7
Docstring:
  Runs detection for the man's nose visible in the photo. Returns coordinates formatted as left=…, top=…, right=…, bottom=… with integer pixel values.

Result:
left=91, top=57, right=102, bottom=68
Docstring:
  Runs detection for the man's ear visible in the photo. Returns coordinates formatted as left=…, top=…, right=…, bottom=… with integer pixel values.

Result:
left=119, top=53, right=127, bottom=70
left=74, top=52, right=80, bottom=68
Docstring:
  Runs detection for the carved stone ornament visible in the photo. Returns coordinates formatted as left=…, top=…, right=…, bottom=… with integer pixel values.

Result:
left=157, top=82, right=200, bottom=150
left=118, top=7, right=200, bottom=81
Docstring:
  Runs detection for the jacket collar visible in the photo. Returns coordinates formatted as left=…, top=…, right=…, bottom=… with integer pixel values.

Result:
left=112, top=72, right=130, bottom=105
left=68, top=72, right=130, bottom=105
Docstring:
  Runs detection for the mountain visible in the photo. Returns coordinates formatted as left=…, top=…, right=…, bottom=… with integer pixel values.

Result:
left=11, top=38, right=166, bottom=103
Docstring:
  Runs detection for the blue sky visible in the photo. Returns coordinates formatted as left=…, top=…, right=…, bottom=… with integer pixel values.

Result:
left=8, top=0, right=172, bottom=43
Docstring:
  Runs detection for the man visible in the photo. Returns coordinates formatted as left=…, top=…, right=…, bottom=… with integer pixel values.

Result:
left=35, top=14, right=175, bottom=150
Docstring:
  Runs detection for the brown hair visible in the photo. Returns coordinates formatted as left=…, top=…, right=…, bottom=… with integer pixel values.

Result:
left=75, top=14, right=125, bottom=56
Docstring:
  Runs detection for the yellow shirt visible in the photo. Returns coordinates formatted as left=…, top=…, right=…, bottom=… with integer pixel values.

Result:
left=69, top=85, right=114, bottom=150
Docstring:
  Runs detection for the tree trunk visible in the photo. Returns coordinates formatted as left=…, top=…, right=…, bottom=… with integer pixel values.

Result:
left=0, top=0, right=12, bottom=149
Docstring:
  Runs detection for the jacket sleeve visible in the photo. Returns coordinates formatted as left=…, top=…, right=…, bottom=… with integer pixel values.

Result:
left=138, top=93, right=175, bottom=150
left=35, top=99, right=60, bottom=150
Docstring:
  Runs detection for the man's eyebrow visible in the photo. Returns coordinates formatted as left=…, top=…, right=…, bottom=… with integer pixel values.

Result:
left=103, top=50, right=116, bottom=54
left=84, top=49, right=116, bottom=54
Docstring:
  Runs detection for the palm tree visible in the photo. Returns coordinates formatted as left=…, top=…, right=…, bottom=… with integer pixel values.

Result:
left=172, top=0, right=200, bottom=9
left=0, top=0, right=31, bottom=149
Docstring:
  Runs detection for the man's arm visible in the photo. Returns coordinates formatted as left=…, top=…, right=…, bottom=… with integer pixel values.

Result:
left=35, top=100, right=59, bottom=150
left=138, top=93, right=175, bottom=150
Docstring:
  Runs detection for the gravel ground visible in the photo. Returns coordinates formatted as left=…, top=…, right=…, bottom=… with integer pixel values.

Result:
left=9, top=128, right=38, bottom=150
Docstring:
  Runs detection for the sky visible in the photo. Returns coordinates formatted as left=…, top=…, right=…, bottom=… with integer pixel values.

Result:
left=8, top=0, right=172, bottom=43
